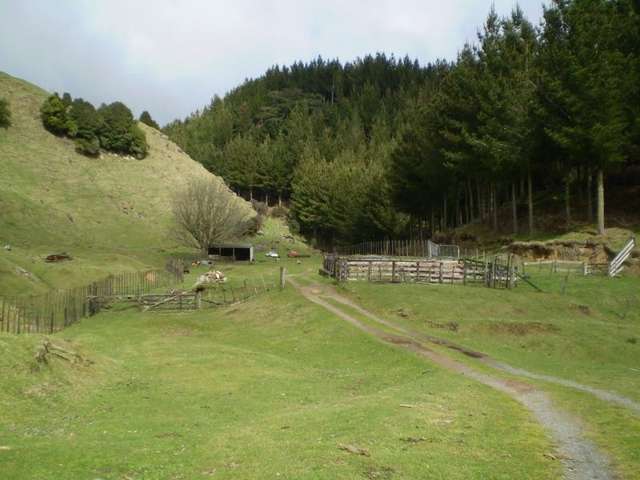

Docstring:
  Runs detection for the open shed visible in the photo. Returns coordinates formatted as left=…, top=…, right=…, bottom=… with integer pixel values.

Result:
left=207, top=243, right=254, bottom=262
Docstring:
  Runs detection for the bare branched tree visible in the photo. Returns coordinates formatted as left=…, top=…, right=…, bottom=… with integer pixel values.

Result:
left=173, top=177, right=254, bottom=251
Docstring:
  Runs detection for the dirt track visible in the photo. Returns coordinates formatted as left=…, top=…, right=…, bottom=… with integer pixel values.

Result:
left=289, top=278, right=615, bottom=480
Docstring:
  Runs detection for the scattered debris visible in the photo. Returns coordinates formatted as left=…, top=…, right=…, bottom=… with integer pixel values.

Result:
left=3, top=244, right=11, bottom=251
left=195, top=270, right=227, bottom=286
left=45, top=252, right=72, bottom=263
left=425, top=320, right=459, bottom=332
left=365, top=466, right=395, bottom=479
left=571, top=304, right=591, bottom=315
left=15, top=266, right=34, bottom=280
left=338, top=443, right=370, bottom=457
left=484, top=321, right=560, bottom=336
left=400, top=436, right=427, bottom=444
left=399, top=404, right=415, bottom=409
left=34, top=339, right=91, bottom=365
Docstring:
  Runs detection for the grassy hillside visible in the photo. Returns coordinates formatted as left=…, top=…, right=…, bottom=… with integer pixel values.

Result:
left=0, top=72, right=252, bottom=295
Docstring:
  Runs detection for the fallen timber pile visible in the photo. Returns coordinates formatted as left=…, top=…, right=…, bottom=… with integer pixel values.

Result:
left=322, top=255, right=518, bottom=289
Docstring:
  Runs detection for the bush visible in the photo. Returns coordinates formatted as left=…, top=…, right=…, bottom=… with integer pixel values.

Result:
left=129, top=124, right=149, bottom=159
left=251, top=199, right=269, bottom=216
left=139, top=110, right=160, bottom=129
left=173, top=177, right=253, bottom=250
left=41, top=94, right=148, bottom=159
left=98, top=102, right=149, bottom=158
left=0, top=98, right=10, bottom=129
left=69, top=98, right=103, bottom=140
left=287, top=216, right=301, bottom=235
left=41, top=93, right=76, bottom=136
left=245, top=213, right=265, bottom=235
left=270, top=204, right=288, bottom=218
left=74, top=137, right=100, bottom=157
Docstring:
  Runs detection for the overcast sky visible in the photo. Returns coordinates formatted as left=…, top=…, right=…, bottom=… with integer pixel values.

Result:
left=0, top=1, right=546, bottom=125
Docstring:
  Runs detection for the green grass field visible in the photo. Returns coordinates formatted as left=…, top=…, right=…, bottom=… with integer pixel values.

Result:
left=0, top=259, right=560, bottom=480
left=339, top=273, right=640, bottom=478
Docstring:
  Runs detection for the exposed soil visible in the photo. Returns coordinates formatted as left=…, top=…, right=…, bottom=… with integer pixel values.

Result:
left=289, top=279, right=618, bottom=480
left=507, top=240, right=612, bottom=263
left=482, top=321, right=561, bottom=336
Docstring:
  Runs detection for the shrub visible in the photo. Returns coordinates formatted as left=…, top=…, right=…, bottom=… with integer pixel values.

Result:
left=245, top=213, right=265, bottom=235
left=270, top=204, right=288, bottom=218
left=69, top=98, right=103, bottom=140
left=41, top=94, right=148, bottom=158
left=251, top=199, right=269, bottom=216
left=129, top=124, right=149, bottom=159
left=287, top=216, right=301, bottom=235
left=139, top=110, right=160, bottom=129
left=173, top=177, right=253, bottom=250
left=0, top=98, right=10, bottom=129
left=41, top=93, right=76, bottom=136
left=74, top=137, right=100, bottom=157
left=98, top=102, right=149, bottom=158
left=98, top=102, right=135, bottom=151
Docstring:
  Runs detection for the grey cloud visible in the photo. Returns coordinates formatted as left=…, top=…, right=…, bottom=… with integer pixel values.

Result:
left=0, top=0, right=546, bottom=124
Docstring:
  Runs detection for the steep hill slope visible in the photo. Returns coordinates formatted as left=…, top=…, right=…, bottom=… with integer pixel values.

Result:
left=0, top=72, right=252, bottom=294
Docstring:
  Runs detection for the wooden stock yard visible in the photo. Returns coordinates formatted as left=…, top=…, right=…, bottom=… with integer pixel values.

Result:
left=322, top=254, right=518, bottom=289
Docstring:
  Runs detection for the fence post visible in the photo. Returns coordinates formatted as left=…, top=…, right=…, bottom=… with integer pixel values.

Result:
left=280, top=267, right=286, bottom=290
left=391, top=261, right=396, bottom=283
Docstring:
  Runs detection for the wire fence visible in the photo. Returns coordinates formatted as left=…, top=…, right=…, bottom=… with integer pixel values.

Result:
left=0, top=269, right=182, bottom=334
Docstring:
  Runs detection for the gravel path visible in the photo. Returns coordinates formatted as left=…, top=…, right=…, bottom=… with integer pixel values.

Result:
left=289, top=279, right=615, bottom=480
left=323, top=285, right=640, bottom=416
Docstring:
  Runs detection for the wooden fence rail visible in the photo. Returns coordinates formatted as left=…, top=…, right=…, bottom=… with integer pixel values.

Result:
left=322, top=254, right=517, bottom=289
left=82, top=277, right=277, bottom=314
left=0, top=269, right=182, bottom=335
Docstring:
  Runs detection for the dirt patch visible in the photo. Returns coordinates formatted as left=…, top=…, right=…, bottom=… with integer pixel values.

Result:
left=483, top=322, right=560, bottom=336
left=570, top=304, right=591, bottom=316
left=425, top=320, right=459, bottom=332
left=508, top=240, right=611, bottom=263
left=365, top=466, right=395, bottom=479
left=338, top=443, right=370, bottom=457
left=384, top=335, right=424, bottom=349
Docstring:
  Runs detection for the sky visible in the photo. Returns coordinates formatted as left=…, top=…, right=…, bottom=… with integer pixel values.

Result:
left=0, top=0, right=547, bottom=125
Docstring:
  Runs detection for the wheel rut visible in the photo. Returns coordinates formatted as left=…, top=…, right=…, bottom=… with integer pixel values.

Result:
left=289, top=279, right=615, bottom=480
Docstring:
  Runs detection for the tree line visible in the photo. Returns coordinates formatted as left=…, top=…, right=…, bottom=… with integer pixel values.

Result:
left=165, top=0, right=640, bottom=246
left=40, top=93, right=152, bottom=158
